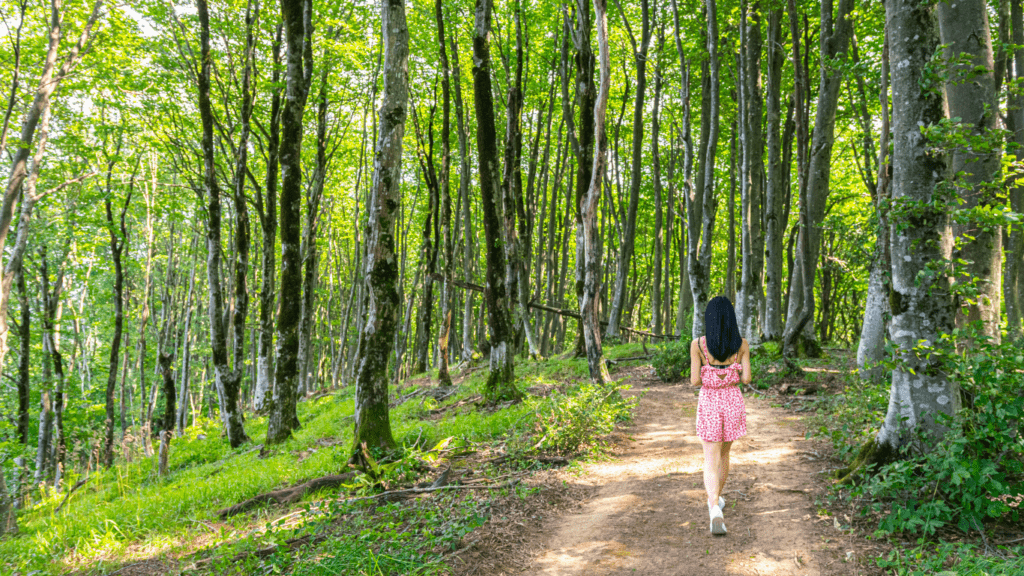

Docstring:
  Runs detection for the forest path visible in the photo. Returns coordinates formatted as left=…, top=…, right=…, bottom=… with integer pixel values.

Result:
left=517, top=368, right=863, bottom=576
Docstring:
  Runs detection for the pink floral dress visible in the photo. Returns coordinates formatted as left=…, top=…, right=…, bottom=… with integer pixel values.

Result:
left=696, top=336, right=747, bottom=443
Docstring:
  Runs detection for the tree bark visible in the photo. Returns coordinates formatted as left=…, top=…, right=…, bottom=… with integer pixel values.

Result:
left=436, top=0, right=456, bottom=385
left=783, top=0, right=854, bottom=355
left=351, top=0, right=407, bottom=454
left=877, top=0, right=957, bottom=451
left=198, top=0, right=249, bottom=449
left=763, top=6, right=786, bottom=340
left=688, top=0, right=721, bottom=338
left=606, top=0, right=651, bottom=338
left=254, top=23, right=283, bottom=412
left=450, top=33, right=475, bottom=362
left=266, top=0, right=314, bottom=445
left=937, top=0, right=1003, bottom=343
left=474, top=0, right=521, bottom=402
left=102, top=166, right=132, bottom=467
left=739, top=0, right=765, bottom=342
left=299, top=44, right=330, bottom=395
left=1008, top=0, right=1024, bottom=341
left=857, top=31, right=891, bottom=382
left=581, top=0, right=611, bottom=383
left=652, top=66, right=664, bottom=336
left=232, top=0, right=257, bottom=395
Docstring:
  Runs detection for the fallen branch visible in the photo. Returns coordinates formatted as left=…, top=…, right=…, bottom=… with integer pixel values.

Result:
left=53, top=477, right=90, bottom=514
left=606, top=355, right=654, bottom=364
left=337, top=478, right=522, bottom=507
left=216, top=473, right=356, bottom=519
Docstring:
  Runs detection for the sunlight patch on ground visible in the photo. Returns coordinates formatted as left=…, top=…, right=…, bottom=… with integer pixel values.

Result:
left=727, top=550, right=813, bottom=575
left=731, top=444, right=800, bottom=466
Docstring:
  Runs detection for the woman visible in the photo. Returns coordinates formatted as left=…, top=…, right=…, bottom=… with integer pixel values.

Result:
left=689, top=296, right=751, bottom=535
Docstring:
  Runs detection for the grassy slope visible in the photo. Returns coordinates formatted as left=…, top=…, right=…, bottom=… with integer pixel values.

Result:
left=0, top=344, right=648, bottom=575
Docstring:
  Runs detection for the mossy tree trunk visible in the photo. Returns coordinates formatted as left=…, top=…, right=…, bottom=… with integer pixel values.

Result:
left=473, top=0, right=521, bottom=403
left=266, top=0, right=313, bottom=445
left=351, top=0, right=408, bottom=454
left=435, top=0, right=455, bottom=387
left=254, top=24, right=282, bottom=412
left=877, top=0, right=957, bottom=454
left=561, top=0, right=596, bottom=358
left=198, top=0, right=249, bottom=449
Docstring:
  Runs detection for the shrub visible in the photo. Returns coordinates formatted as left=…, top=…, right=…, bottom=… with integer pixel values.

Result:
left=826, top=335, right=1024, bottom=537
left=532, top=381, right=637, bottom=454
left=651, top=339, right=690, bottom=382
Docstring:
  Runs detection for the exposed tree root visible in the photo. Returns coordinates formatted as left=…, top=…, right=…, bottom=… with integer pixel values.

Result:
left=833, top=438, right=897, bottom=485
left=215, top=473, right=356, bottom=519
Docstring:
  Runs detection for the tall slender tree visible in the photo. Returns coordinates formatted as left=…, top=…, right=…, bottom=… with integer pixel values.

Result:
left=606, top=0, right=651, bottom=338
left=938, top=0, right=1003, bottom=343
left=266, top=0, right=314, bottom=445
left=198, top=0, right=248, bottom=448
left=350, top=0, right=408, bottom=454
left=473, top=0, right=522, bottom=402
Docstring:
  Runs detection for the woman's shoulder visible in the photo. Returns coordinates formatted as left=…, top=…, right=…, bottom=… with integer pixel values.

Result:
left=739, top=338, right=749, bottom=352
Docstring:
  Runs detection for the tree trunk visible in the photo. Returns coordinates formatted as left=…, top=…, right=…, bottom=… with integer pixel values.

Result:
left=0, top=0, right=103, bottom=378
left=198, top=0, right=248, bottom=449
left=783, top=0, right=854, bottom=354
left=877, top=0, right=957, bottom=451
left=159, top=353, right=176, bottom=435
left=102, top=169, right=131, bottom=467
left=449, top=34, right=475, bottom=362
left=652, top=67, right=664, bottom=336
left=740, top=0, right=765, bottom=342
left=474, top=0, right=521, bottom=402
left=581, top=0, right=611, bottom=383
left=763, top=6, right=786, bottom=340
left=40, top=244, right=68, bottom=487
left=254, top=23, right=283, bottom=412
left=177, top=244, right=198, bottom=435
left=688, top=1, right=721, bottom=338
left=562, top=0, right=596, bottom=361
left=606, top=0, right=651, bottom=339
left=858, top=31, right=891, bottom=382
left=937, top=0, right=1003, bottom=343
left=15, top=254, right=28, bottom=445
left=436, top=0, right=456, bottom=385
left=299, top=47, right=330, bottom=395
left=232, top=0, right=257, bottom=396
left=266, top=0, right=314, bottom=445
left=727, top=123, right=737, bottom=305
left=1008, top=0, right=1024, bottom=341
left=351, top=0, right=407, bottom=455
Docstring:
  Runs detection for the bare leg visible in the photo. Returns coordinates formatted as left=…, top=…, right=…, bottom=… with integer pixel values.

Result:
left=702, top=440, right=723, bottom=507
left=717, top=441, right=733, bottom=502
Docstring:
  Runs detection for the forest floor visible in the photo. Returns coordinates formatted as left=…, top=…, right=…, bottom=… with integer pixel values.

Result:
left=451, top=360, right=890, bottom=576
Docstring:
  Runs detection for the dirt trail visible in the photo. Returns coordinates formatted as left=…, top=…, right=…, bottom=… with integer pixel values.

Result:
left=519, top=374, right=859, bottom=576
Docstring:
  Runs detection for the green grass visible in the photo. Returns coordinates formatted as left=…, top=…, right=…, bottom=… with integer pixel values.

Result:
left=0, top=346, right=638, bottom=575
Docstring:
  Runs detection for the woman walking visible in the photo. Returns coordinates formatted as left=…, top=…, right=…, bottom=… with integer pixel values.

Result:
left=690, top=296, right=751, bottom=535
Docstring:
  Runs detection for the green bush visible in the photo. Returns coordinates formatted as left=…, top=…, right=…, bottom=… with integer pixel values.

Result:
left=532, top=381, right=637, bottom=454
left=651, top=339, right=690, bottom=382
left=829, top=336, right=1024, bottom=537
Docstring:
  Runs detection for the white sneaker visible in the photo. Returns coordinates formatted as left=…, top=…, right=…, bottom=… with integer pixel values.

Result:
left=710, top=505, right=727, bottom=535
left=707, top=496, right=725, bottom=512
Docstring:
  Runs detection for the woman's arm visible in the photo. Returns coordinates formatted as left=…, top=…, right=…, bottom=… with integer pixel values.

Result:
left=740, top=339, right=752, bottom=384
left=690, top=339, right=702, bottom=386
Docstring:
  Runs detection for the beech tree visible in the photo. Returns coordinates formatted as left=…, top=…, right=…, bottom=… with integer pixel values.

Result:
left=198, top=0, right=248, bottom=449
left=473, top=0, right=521, bottom=402
left=350, top=0, right=408, bottom=454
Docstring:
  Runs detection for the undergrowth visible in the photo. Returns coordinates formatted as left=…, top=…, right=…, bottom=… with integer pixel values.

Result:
left=0, top=345, right=638, bottom=575
left=810, top=336, right=1024, bottom=573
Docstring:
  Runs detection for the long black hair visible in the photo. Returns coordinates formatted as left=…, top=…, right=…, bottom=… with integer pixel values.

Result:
left=704, top=296, right=743, bottom=361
